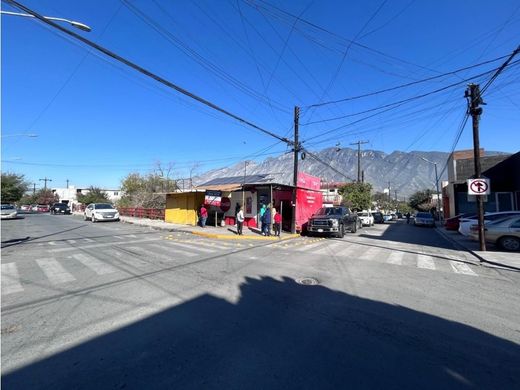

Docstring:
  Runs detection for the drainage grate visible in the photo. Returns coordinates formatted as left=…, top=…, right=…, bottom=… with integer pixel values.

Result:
left=295, top=277, right=319, bottom=286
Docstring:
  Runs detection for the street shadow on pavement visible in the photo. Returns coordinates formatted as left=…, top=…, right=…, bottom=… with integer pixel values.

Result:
left=3, top=276, right=519, bottom=390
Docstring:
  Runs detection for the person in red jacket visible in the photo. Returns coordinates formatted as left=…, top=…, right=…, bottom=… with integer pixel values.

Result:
left=273, top=208, right=282, bottom=237
left=199, top=204, right=208, bottom=228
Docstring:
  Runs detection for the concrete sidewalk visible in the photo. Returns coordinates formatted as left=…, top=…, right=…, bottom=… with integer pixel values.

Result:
left=436, top=225, right=520, bottom=272
left=116, top=215, right=299, bottom=241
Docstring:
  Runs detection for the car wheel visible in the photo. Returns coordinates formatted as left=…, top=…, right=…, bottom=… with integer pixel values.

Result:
left=351, top=222, right=357, bottom=233
left=337, top=224, right=345, bottom=238
left=84, top=214, right=88, bottom=221
left=498, top=236, right=520, bottom=251
left=91, top=214, right=96, bottom=223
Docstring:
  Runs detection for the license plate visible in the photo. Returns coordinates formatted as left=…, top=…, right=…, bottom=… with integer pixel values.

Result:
left=317, top=228, right=323, bottom=232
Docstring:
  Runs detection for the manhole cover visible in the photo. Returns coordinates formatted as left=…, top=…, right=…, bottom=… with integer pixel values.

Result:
left=295, top=277, right=319, bottom=286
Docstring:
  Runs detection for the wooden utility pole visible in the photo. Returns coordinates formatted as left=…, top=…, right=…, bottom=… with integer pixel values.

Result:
left=291, top=106, right=300, bottom=234
left=39, top=177, right=52, bottom=190
left=466, top=83, right=486, bottom=251
left=350, top=140, right=369, bottom=182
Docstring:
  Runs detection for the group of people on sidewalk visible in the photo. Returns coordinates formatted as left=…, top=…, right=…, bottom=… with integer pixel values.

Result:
left=198, top=202, right=282, bottom=237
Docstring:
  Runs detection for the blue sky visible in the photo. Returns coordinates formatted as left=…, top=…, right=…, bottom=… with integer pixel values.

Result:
left=2, top=0, right=519, bottom=190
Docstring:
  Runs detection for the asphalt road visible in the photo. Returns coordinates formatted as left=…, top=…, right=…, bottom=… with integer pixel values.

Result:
left=2, top=214, right=519, bottom=389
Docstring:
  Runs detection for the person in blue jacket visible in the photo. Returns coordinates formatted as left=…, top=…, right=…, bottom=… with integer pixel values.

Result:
left=262, top=204, right=272, bottom=236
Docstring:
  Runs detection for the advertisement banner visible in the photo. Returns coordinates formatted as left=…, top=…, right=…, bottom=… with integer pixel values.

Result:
left=204, top=190, right=222, bottom=207
left=297, top=172, right=321, bottom=191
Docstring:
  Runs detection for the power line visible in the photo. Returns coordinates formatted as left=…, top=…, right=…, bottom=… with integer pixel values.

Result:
left=3, top=0, right=293, bottom=147
left=305, top=53, right=511, bottom=109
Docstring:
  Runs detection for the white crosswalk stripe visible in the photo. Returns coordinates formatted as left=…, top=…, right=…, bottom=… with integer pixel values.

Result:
left=83, top=238, right=95, bottom=243
left=2, top=263, right=24, bottom=295
left=387, top=251, right=404, bottom=265
left=72, top=254, right=117, bottom=275
left=358, top=247, right=380, bottom=260
left=36, top=258, right=76, bottom=284
left=165, top=241, right=217, bottom=254
left=67, top=240, right=77, bottom=244
left=417, top=254, right=436, bottom=270
left=450, top=261, right=478, bottom=276
left=113, top=236, right=125, bottom=240
left=148, top=243, right=197, bottom=258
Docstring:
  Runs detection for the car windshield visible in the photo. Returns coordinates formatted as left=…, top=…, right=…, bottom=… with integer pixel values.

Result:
left=315, top=207, right=344, bottom=216
left=1, top=205, right=15, bottom=210
left=54, top=204, right=67, bottom=208
left=360, top=212, right=369, bottom=217
left=416, top=213, right=432, bottom=218
left=95, top=204, right=114, bottom=209
left=486, top=212, right=520, bottom=221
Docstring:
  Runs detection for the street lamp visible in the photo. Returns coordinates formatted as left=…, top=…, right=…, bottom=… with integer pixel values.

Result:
left=1, top=10, right=91, bottom=32
left=421, top=157, right=441, bottom=219
left=1, top=133, right=38, bottom=138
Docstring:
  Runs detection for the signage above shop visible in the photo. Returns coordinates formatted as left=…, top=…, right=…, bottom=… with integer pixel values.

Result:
left=204, top=190, right=222, bottom=206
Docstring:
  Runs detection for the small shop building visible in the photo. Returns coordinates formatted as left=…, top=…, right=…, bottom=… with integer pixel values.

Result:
left=165, top=172, right=323, bottom=232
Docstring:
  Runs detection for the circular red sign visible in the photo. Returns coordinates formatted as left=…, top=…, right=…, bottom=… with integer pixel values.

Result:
left=470, top=179, right=488, bottom=194
left=220, top=197, right=231, bottom=212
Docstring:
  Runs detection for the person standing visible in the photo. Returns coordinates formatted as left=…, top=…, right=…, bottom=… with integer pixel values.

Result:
left=199, top=204, right=208, bottom=228
left=263, top=205, right=272, bottom=236
left=273, top=208, right=282, bottom=237
left=259, top=203, right=266, bottom=234
left=236, top=205, right=244, bottom=235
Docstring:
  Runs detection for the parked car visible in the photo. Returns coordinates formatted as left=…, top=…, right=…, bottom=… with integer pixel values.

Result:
left=50, top=203, right=71, bottom=215
left=373, top=212, right=385, bottom=224
left=1, top=204, right=18, bottom=219
left=84, top=203, right=120, bottom=222
left=396, top=212, right=403, bottom=219
left=307, top=206, right=359, bottom=237
left=383, top=214, right=393, bottom=222
left=469, top=216, right=520, bottom=251
left=414, top=212, right=435, bottom=227
left=390, top=213, right=398, bottom=221
left=358, top=211, right=374, bottom=226
left=444, top=212, right=475, bottom=231
left=36, top=204, right=50, bottom=212
left=458, top=211, right=520, bottom=236
left=20, top=204, right=32, bottom=211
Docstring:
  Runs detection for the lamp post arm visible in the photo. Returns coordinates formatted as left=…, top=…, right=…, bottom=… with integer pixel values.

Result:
left=1, top=10, right=91, bottom=31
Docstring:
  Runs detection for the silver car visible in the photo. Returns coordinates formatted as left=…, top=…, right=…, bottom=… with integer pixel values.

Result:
left=469, top=216, right=520, bottom=251
left=414, top=212, right=435, bottom=227
left=1, top=204, right=18, bottom=219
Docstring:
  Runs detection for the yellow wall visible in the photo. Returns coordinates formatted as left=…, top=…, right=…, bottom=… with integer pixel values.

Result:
left=165, top=193, right=204, bottom=225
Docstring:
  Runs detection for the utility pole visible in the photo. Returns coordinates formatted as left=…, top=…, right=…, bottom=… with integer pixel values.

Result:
left=32, top=183, right=36, bottom=195
left=39, top=177, right=52, bottom=190
left=350, top=140, right=369, bottom=183
left=291, top=106, right=300, bottom=234
left=361, top=170, right=365, bottom=183
left=66, top=179, right=69, bottom=188
left=466, top=83, right=486, bottom=251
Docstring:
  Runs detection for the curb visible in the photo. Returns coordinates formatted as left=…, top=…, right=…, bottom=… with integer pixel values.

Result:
left=191, top=231, right=300, bottom=241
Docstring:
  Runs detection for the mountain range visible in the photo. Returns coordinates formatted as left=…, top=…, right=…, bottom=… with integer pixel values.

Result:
left=194, top=148, right=452, bottom=198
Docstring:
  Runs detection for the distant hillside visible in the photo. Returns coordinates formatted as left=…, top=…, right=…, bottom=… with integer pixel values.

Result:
left=194, top=148, right=489, bottom=198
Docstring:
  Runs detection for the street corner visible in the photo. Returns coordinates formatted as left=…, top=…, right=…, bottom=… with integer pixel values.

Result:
left=190, top=229, right=300, bottom=241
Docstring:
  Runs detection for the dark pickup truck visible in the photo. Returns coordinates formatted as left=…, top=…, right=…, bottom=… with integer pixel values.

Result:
left=307, top=206, right=359, bottom=238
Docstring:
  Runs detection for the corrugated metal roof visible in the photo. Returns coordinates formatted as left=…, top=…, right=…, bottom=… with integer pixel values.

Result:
left=199, top=174, right=271, bottom=186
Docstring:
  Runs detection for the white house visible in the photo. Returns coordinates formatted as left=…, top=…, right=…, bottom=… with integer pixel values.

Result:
left=51, top=185, right=122, bottom=207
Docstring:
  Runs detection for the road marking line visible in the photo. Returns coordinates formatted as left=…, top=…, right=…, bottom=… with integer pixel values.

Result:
left=387, top=252, right=404, bottom=265
left=450, top=261, right=478, bottom=276
left=417, top=255, right=436, bottom=270
left=49, top=238, right=162, bottom=253
left=358, top=247, right=380, bottom=260
left=165, top=241, right=217, bottom=254
left=127, top=234, right=137, bottom=238
left=72, top=253, right=117, bottom=275
left=113, top=236, right=124, bottom=240
left=67, top=239, right=77, bottom=244
left=48, top=241, right=56, bottom=246
left=36, top=258, right=76, bottom=284
left=83, top=238, right=95, bottom=243
left=148, top=243, right=197, bottom=258
left=1, top=263, right=24, bottom=294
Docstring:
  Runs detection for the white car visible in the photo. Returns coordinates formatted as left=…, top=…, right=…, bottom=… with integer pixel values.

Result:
left=358, top=211, right=374, bottom=226
left=84, top=203, right=120, bottom=222
left=1, top=204, right=18, bottom=219
left=458, top=211, right=520, bottom=236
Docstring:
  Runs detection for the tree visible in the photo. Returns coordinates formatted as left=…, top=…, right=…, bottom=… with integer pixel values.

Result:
left=1, top=172, right=28, bottom=203
left=77, top=187, right=110, bottom=205
left=338, top=182, right=372, bottom=211
left=36, top=189, right=59, bottom=205
left=119, top=163, right=178, bottom=208
left=408, top=189, right=434, bottom=211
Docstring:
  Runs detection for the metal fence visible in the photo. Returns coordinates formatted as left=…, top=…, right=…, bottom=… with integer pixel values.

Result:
left=118, top=208, right=165, bottom=220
